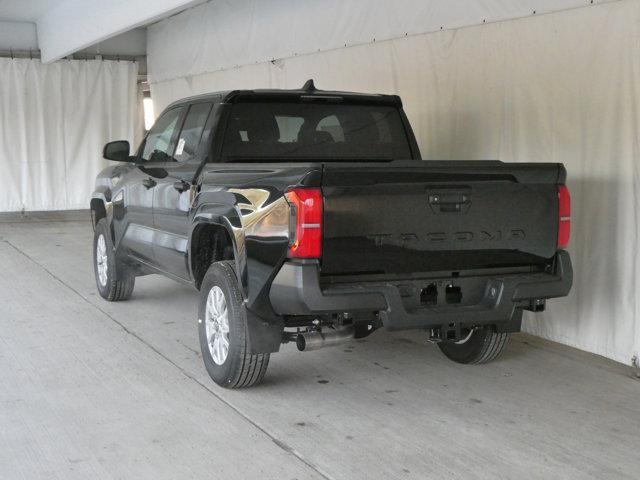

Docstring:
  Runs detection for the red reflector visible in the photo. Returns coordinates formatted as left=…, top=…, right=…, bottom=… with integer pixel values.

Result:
left=284, top=188, right=323, bottom=259
left=557, top=185, right=571, bottom=249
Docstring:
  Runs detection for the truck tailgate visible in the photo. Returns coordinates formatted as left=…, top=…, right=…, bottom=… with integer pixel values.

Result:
left=321, top=161, right=564, bottom=276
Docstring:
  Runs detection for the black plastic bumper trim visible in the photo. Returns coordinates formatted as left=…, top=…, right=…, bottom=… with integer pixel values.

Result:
left=269, top=251, right=573, bottom=330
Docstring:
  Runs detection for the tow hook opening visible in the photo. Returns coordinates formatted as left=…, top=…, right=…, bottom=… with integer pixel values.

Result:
left=420, top=283, right=438, bottom=305
left=445, top=285, right=462, bottom=304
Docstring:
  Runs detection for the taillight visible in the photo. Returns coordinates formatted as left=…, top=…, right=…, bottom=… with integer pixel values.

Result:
left=284, top=187, right=323, bottom=259
left=557, top=185, right=571, bottom=249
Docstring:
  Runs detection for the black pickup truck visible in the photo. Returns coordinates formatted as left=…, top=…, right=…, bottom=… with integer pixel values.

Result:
left=91, top=81, right=572, bottom=388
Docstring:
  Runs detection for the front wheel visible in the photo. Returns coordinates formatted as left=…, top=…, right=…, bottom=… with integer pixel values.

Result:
left=198, top=261, right=269, bottom=388
left=93, top=218, right=135, bottom=301
left=438, top=327, right=510, bottom=364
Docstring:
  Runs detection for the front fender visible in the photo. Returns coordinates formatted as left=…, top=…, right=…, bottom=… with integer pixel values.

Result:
left=90, top=186, right=112, bottom=233
left=91, top=186, right=111, bottom=204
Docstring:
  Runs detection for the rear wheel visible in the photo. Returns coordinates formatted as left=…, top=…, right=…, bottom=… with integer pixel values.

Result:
left=93, top=218, right=135, bottom=301
left=198, top=261, right=269, bottom=388
left=438, top=327, right=510, bottom=364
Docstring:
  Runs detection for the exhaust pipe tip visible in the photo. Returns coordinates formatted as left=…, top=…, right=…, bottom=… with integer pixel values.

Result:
left=296, top=326, right=354, bottom=352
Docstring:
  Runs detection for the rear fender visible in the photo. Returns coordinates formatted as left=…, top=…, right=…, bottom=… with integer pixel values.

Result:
left=190, top=201, right=285, bottom=354
left=190, top=204, right=246, bottom=296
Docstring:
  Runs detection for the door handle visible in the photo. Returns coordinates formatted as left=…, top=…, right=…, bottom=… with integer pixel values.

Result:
left=173, top=180, right=190, bottom=193
left=142, top=178, right=157, bottom=189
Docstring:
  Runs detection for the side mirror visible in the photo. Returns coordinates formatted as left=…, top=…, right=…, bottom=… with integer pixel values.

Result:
left=103, top=140, right=132, bottom=162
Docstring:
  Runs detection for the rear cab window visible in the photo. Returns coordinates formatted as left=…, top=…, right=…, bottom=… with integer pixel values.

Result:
left=221, top=100, right=412, bottom=161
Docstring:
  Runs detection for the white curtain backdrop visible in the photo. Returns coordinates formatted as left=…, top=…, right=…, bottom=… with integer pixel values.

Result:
left=148, top=0, right=640, bottom=365
left=0, top=58, right=139, bottom=212
left=148, top=0, right=619, bottom=86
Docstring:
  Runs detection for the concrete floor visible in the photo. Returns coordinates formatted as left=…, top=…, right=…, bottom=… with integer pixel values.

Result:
left=1, top=214, right=639, bottom=480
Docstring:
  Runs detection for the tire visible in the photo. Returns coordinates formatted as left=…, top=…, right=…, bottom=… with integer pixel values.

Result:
left=438, top=327, right=510, bottom=364
left=93, top=218, right=135, bottom=301
left=198, top=261, right=269, bottom=388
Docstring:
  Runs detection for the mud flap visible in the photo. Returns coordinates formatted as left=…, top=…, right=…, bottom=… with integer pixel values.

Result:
left=245, top=308, right=284, bottom=354
left=495, top=308, right=523, bottom=333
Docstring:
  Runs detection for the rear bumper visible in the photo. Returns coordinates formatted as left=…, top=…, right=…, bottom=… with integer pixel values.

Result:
left=269, top=251, right=572, bottom=330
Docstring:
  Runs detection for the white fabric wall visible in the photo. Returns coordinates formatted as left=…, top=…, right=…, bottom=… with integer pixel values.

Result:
left=148, top=0, right=619, bottom=85
left=0, top=59, right=139, bottom=212
left=148, top=0, right=640, bottom=365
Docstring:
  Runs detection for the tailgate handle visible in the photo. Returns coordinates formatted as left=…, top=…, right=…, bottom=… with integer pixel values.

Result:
left=428, top=193, right=469, bottom=213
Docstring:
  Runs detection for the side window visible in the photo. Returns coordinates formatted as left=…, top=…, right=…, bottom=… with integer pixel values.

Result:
left=275, top=116, right=304, bottom=143
left=140, top=107, right=184, bottom=163
left=174, top=103, right=213, bottom=162
left=316, top=115, right=344, bottom=142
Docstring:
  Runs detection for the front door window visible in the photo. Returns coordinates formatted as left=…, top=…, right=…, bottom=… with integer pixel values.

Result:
left=140, top=107, right=184, bottom=163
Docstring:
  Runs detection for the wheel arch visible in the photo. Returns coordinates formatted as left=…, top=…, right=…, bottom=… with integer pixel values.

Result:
left=90, top=197, right=107, bottom=230
left=91, top=189, right=116, bottom=246
left=189, top=218, right=243, bottom=291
